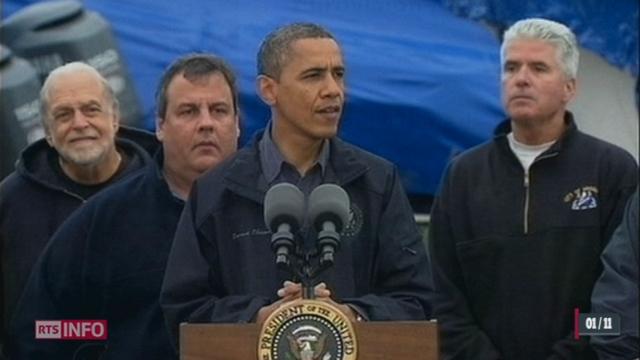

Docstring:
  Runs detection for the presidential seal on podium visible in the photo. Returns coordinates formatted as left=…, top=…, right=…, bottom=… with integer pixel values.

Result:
left=258, top=299, right=357, bottom=360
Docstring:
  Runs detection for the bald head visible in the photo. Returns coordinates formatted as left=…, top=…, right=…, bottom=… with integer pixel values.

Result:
left=40, top=62, right=119, bottom=131
left=39, top=62, right=121, bottom=176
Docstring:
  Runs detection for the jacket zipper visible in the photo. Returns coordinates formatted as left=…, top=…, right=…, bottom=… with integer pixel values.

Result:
left=523, top=171, right=530, bottom=234
left=523, top=152, right=559, bottom=235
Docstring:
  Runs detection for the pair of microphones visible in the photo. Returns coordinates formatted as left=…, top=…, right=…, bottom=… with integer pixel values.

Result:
left=263, top=183, right=351, bottom=271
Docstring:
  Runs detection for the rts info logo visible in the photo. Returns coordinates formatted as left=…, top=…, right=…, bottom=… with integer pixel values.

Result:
left=35, top=320, right=108, bottom=340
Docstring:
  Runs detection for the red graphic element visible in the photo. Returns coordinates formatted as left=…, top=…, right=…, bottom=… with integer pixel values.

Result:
left=574, top=308, right=580, bottom=340
left=35, top=320, right=108, bottom=340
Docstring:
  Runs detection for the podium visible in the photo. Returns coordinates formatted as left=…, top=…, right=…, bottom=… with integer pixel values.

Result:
left=180, top=320, right=439, bottom=359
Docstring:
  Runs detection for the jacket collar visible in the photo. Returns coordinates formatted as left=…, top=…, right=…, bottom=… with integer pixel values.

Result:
left=147, top=148, right=186, bottom=204
left=259, top=123, right=330, bottom=185
left=494, top=111, right=579, bottom=158
left=223, top=130, right=369, bottom=204
left=16, top=126, right=157, bottom=192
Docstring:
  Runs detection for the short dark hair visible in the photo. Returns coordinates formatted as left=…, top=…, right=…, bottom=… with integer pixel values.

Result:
left=257, top=22, right=336, bottom=79
left=155, top=54, right=239, bottom=121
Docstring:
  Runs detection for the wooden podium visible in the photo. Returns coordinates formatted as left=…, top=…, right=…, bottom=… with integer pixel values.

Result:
left=180, top=320, right=439, bottom=359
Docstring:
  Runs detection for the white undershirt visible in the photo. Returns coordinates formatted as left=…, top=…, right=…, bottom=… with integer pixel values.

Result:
left=507, top=133, right=556, bottom=172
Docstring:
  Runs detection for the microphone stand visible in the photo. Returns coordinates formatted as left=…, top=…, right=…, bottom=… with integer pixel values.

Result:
left=288, top=244, right=334, bottom=300
left=301, top=253, right=315, bottom=300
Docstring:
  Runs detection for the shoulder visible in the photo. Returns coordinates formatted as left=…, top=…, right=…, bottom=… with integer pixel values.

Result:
left=446, top=139, right=497, bottom=176
left=190, top=145, right=259, bottom=213
left=0, top=171, right=26, bottom=196
left=198, top=146, right=256, bottom=190
left=570, top=131, right=636, bottom=163
left=332, top=138, right=396, bottom=176
left=568, top=131, right=638, bottom=183
left=330, top=139, right=401, bottom=198
left=338, top=138, right=391, bottom=162
left=0, top=170, right=47, bottom=212
left=0, top=172, right=23, bottom=218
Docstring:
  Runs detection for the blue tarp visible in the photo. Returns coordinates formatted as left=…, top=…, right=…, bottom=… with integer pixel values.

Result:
left=441, top=0, right=639, bottom=76
left=3, top=1, right=636, bottom=197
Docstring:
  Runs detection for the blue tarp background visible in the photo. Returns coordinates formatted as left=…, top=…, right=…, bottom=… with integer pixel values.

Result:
left=443, top=0, right=639, bottom=76
left=3, top=0, right=637, bottom=199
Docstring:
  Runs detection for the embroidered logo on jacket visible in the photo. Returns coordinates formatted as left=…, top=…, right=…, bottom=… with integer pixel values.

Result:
left=232, top=228, right=271, bottom=240
left=564, top=186, right=598, bottom=210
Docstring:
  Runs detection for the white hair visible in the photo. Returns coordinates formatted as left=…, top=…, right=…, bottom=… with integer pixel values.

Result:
left=500, top=18, right=579, bottom=79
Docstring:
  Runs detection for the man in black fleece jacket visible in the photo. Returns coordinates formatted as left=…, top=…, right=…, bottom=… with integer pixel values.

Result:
left=429, top=18, right=637, bottom=359
left=0, top=62, right=157, bottom=358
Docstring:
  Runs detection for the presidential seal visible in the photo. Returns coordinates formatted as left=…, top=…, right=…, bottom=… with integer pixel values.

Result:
left=258, top=299, right=357, bottom=360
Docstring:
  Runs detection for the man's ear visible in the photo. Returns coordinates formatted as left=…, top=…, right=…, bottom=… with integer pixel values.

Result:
left=43, top=122, right=54, bottom=147
left=257, top=75, right=277, bottom=106
left=155, top=118, right=165, bottom=142
left=112, top=112, right=120, bottom=133
left=563, top=78, right=577, bottom=103
left=234, top=114, right=240, bottom=139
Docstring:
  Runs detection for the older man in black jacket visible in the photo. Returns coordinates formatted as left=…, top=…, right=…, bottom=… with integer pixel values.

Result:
left=0, top=62, right=157, bottom=358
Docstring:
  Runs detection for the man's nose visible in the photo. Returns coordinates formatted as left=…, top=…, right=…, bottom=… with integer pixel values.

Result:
left=70, top=111, right=90, bottom=129
left=513, top=67, right=531, bottom=86
left=197, top=108, right=216, bottom=131
left=321, top=74, right=343, bottom=98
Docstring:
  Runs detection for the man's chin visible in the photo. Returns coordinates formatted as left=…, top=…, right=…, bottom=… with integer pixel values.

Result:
left=313, top=125, right=339, bottom=140
left=192, top=156, right=222, bottom=174
left=61, top=148, right=107, bottom=166
left=509, top=109, right=538, bottom=123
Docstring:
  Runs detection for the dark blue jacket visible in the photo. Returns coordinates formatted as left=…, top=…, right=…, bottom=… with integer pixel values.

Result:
left=590, top=189, right=639, bottom=359
left=429, top=113, right=638, bottom=360
left=160, top=134, right=434, bottom=347
left=8, top=152, right=180, bottom=359
left=0, top=127, right=157, bottom=357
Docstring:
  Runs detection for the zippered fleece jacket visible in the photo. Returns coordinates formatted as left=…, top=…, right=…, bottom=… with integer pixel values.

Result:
left=429, top=112, right=638, bottom=360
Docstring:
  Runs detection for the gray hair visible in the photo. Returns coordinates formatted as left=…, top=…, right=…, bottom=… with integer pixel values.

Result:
left=500, top=18, right=579, bottom=79
left=40, top=62, right=119, bottom=130
left=257, top=22, right=337, bottom=79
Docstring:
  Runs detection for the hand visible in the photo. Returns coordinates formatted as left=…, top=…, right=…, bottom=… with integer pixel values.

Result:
left=276, top=281, right=332, bottom=299
left=278, top=281, right=359, bottom=322
left=255, top=281, right=332, bottom=324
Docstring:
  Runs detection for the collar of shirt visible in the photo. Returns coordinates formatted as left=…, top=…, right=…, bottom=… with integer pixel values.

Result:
left=259, top=122, right=330, bottom=186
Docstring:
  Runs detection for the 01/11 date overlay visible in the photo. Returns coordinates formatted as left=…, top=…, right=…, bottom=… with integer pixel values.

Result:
left=574, top=309, right=621, bottom=338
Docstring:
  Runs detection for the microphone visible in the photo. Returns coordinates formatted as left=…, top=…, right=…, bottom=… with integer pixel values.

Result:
left=308, top=184, right=350, bottom=268
left=264, top=183, right=305, bottom=270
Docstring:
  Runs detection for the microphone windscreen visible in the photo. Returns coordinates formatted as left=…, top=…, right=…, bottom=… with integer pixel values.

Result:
left=308, top=184, right=350, bottom=232
left=264, top=183, right=305, bottom=231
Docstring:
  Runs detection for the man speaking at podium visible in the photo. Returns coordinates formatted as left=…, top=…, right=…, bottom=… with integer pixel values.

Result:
left=160, top=22, right=434, bottom=349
